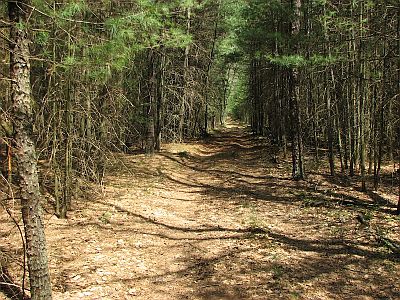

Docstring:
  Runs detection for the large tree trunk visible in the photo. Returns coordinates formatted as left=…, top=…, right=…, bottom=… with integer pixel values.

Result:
left=8, top=1, right=53, bottom=299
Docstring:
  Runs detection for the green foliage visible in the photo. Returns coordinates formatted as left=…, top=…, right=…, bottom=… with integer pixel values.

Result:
left=60, top=0, right=89, bottom=18
left=16, top=22, right=26, bottom=31
left=309, top=54, right=338, bottom=66
left=266, top=54, right=337, bottom=68
left=62, top=56, right=76, bottom=68
left=102, top=1, right=192, bottom=54
left=226, top=67, right=248, bottom=120
left=28, top=0, right=200, bottom=83
left=34, top=31, right=50, bottom=46
left=180, top=0, right=196, bottom=9
left=99, top=211, right=112, bottom=224
left=163, top=28, right=192, bottom=49
left=28, top=0, right=198, bottom=83
left=216, top=0, right=246, bottom=62
left=31, top=0, right=53, bottom=14
left=271, top=264, right=285, bottom=279
left=267, top=55, right=306, bottom=68
left=218, top=35, right=241, bottom=62
left=0, top=2, right=5, bottom=12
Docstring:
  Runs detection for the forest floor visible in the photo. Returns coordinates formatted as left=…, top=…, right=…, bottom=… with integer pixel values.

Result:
left=1, top=121, right=400, bottom=300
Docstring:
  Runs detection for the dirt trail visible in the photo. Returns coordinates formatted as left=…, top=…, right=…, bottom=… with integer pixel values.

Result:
left=2, top=122, right=399, bottom=300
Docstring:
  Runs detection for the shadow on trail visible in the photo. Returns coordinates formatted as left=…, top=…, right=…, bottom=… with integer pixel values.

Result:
left=157, top=125, right=399, bottom=299
left=180, top=234, right=399, bottom=300
left=86, top=198, right=398, bottom=300
left=159, top=153, right=289, bottom=181
left=106, top=247, right=256, bottom=299
left=159, top=151, right=396, bottom=215
left=311, top=173, right=398, bottom=214
left=93, top=199, right=255, bottom=235
left=157, top=171, right=296, bottom=205
left=97, top=122, right=399, bottom=299
left=90, top=198, right=399, bottom=263
left=156, top=123, right=397, bottom=216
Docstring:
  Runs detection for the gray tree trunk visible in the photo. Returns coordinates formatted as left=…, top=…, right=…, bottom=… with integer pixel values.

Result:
left=8, top=1, right=53, bottom=299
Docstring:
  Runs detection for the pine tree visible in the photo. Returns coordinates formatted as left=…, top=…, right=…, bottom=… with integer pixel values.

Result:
left=8, top=0, right=52, bottom=298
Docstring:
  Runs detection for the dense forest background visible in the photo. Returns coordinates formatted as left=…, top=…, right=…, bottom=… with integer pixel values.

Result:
left=0, top=0, right=399, bottom=299
left=1, top=0, right=399, bottom=210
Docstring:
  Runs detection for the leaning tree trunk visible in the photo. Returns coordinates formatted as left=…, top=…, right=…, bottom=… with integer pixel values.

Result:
left=8, top=1, right=53, bottom=299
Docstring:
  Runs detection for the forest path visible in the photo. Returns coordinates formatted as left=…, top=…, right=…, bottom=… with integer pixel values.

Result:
left=43, top=121, right=398, bottom=299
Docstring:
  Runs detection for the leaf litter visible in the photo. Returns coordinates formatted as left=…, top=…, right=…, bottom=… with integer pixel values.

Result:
left=1, top=122, right=399, bottom=299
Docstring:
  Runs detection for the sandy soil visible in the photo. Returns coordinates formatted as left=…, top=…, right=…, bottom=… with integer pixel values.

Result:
left=1, top=122, right=399, bottom=300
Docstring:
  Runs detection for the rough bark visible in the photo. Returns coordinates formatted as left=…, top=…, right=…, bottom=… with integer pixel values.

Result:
left=8, top=1, right=53, bottom=299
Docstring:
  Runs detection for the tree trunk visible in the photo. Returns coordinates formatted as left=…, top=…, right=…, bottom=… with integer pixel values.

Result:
left=8, top=1, right=53, bottom=299
left=204, top=10, right=220, bottom=136
left=374, top=30, right=387, bottom=190
left=145, top=51, right=156, bottom=154
left=358, top=2, right=367, bottom=192
left=397, top=168, right=400, bottom=215
left=289, top=0, right=304, bottom=180
left=155, top=47, right=165, bottom=151
left=179, top=6, right=191, bottom=141
left=327, top=80, right=335, bottom=176
left=323, top=3, right=335, bottom=176
left=396, top=7, right=400, bottom=215
left=62, top=78, right=73, bottom=216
